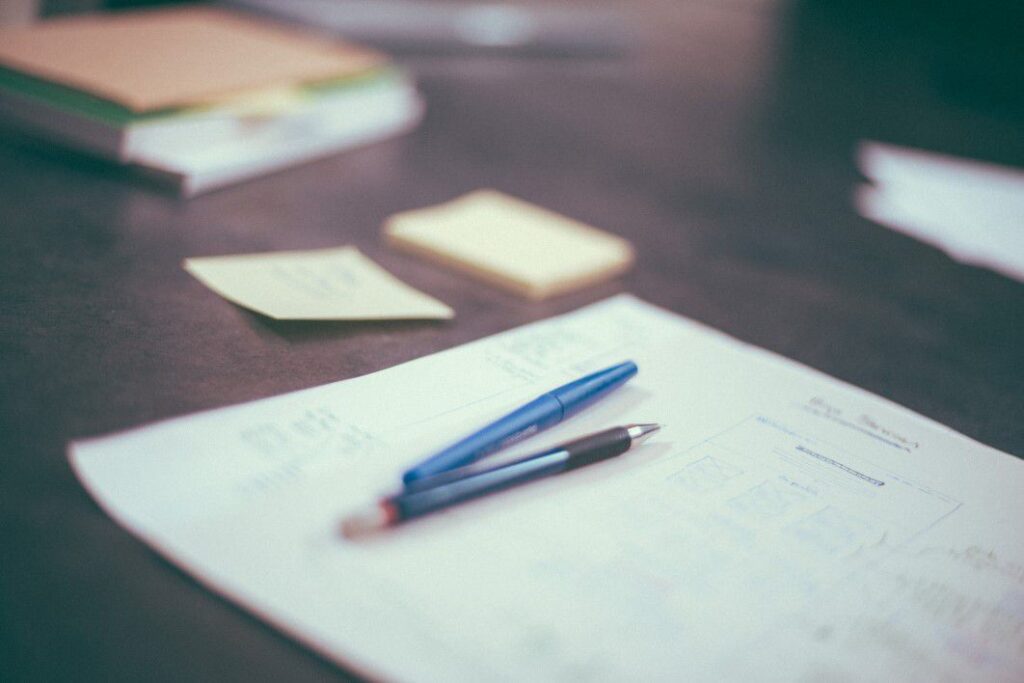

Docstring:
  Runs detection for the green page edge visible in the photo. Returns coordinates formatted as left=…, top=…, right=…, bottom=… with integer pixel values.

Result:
left=0, top=65, right=398, bottom=127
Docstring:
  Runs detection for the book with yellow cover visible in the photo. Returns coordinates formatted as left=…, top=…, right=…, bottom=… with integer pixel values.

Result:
left=0, top=7, right=423, bottom=195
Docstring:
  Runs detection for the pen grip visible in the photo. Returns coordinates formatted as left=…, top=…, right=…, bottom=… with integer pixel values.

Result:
left=562, top=426, right=632, bottom=470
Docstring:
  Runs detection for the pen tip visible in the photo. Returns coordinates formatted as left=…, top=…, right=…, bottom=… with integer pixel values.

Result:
left=626, top=423, right=661, bottom=443
left=340, top=502, right=391, bottom=538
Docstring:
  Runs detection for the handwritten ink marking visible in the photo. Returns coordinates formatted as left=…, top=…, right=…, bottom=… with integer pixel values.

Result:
left=802, top=397, right=918, bottom=452
left=795, top=445, right=885, bottom=487
left=857, top=413, right=921, bottom=451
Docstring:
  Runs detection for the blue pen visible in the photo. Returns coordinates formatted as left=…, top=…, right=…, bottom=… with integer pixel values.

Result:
left=400, top=360, right=638, bottom=484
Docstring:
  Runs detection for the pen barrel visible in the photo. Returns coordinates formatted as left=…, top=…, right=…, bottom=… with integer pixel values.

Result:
left=562, top=426, right=632, bottom=470
left=551, top=361, right=637, bottom=418
left=401, top=394, right=563, bottom=483
left=401, top=361, right=637, bottom=484
left=393, top=450, right=570, bottom=520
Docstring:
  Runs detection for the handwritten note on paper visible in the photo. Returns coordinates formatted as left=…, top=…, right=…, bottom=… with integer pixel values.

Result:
left=183, top=246, right=453, bottom=320
left=69, top=295, right=1024, bottom=681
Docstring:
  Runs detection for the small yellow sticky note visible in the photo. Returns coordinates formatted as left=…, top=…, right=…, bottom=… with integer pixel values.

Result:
left=384, top=190, right=635, bottom=300
left=183, top=246, right=453, bottom=320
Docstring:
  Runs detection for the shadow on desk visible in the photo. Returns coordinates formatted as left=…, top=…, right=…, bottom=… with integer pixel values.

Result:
left=765, top=0, right=1024, bottom=166
left=245, top=309, right=450, bottom=345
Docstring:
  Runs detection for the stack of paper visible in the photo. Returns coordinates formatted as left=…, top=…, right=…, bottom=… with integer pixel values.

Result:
left=0, top=8, right=423, bottom=195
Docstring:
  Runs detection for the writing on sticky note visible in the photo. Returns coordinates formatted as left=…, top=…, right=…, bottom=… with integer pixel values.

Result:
left=183, top=246, right=453, bottom=320
left=384, top=190, right=635, bottom=300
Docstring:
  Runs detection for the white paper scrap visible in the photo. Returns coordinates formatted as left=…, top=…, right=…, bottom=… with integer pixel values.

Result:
left=856, top=141, right=1024, bottom=283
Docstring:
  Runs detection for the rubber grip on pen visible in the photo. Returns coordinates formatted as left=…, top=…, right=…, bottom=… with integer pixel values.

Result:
left=561, top=426, right=632, bottom=469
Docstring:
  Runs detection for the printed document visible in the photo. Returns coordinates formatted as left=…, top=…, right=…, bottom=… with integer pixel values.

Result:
left=69, top=295, right=1024, bottom=681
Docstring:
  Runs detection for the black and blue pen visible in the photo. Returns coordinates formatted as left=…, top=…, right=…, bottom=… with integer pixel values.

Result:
left=341, top=361, right=655, bottom=536
left=341, top=423, right=660, bottom=536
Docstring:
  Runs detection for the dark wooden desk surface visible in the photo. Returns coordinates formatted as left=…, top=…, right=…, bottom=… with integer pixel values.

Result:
left=1, top=2, right=1022, bottom=680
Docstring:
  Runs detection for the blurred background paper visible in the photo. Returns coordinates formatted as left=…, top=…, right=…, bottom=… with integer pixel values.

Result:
left=0, top=0, right=38, bottom=26
left=856, top=141, right=1024, bottom=283
left=224, top=0, right=633, bottom=57
left=183, top=246, right=454, bottom=320
left=385, top=190, right=635, bottom=300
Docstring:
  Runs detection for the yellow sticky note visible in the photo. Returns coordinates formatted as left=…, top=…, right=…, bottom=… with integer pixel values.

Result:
left=384, top=190, right=635, bottom=300
left=183, top=246, right=453, bottom=320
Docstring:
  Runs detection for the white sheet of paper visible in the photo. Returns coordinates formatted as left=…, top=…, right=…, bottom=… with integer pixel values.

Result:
left=856, top=141, right=1024, bottom=283
left=69, top=295, right=1024, bottom=682
left=183, top=246, right=453, bottom=320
